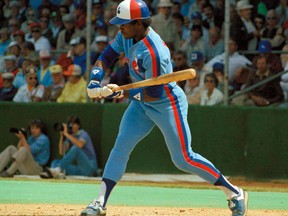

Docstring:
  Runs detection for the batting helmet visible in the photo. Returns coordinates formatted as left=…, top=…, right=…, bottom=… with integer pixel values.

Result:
left=109, top=0, right=150, bottom=25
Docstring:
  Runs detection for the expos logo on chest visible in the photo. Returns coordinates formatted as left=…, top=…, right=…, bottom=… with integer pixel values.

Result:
left=131, top=57, right=145, bottom=78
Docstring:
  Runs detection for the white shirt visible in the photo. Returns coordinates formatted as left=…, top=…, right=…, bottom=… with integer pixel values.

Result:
left=205, top=52, right=252, bottom=81
left=13, top=84, right=44, bottom=102
left=28, top=36, right=51, bottom=51
left=200, top=88, right=224, bottom=106
left=280, top=63, right=288, bottom=100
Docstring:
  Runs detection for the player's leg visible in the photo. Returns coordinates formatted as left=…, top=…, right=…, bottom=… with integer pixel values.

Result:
left=148, top=85, right=248, bottom=216
left=81, top=101, right=155, bottom=216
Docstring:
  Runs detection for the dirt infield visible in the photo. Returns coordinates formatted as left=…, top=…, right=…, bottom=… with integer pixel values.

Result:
left=1, top=204, right=288, bottom=216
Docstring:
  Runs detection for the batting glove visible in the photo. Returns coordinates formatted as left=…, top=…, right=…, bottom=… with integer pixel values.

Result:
left=87, top=80, right=102, bottom=98
left=101, top=84, right=124, bottom=99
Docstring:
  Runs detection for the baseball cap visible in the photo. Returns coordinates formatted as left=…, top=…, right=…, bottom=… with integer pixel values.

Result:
left=39, top=50, right=51, bottom=59
left=13, top=30, right=25, bottom=37
left=190, top=51, right=203, bottom=62
left=212, top=62, right=224, bottom=71
left=95, top=20, right=108, bottom=30
left=158, top=0, right=173, bottom=7
left=258, top=40, right=271, bottom=53
left=29, top=22, right=41, bottom=29
left=2, top=72, right=14, bottom=80
left=63, top=64, right=82, bottom=76
left=4, top=55, right=17, bottom=61
left=50, top=64, right=63, bottom=74
left=95, top=35, right=108, bottom=43
left=8, top=41, right=20, bottom=49
left=109, top=0, right=150, bottom=25
left=69, top=37, right=86, bottom=46
left=191, top=11, right=202, bottom=20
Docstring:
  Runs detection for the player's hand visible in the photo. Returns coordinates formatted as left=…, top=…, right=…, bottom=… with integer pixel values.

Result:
left=101, top=84, right=124, bottom=99
left=87, top=80, right=102, bottom=98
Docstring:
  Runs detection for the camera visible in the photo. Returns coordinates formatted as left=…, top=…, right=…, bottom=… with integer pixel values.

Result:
left=9, top=127, right=28, bottom=138
left=53, top=122, right=73, bottom=134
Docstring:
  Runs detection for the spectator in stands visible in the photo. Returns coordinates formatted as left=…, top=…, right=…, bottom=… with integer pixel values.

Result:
left=70, top=37, right=97, bottom=76
left=0, top=55, right=20, bottom=88
left=57, top=64, right=87, bottom=103
left=9, top=0, right=23, bottom=22
left=91, top=35, right=109, bottom=57
left=204, top=26, right=224, bottom=62
left=0, top=119, right=50, bottom=178
left=91, top=0, right=105, bottom=27
left=39, top=16, right=54, bottom=47
left=103, top=2, right=119, bottom=40
left=13, top=57, right=32, bottom=89
left=173, top=50, right=190, bottom=90
left=230, top=0, right=258, bottom=51
left=202, top=2, right=223, bottom=30
left=41, top=115, right=98, bottom=178
left=262, top=9, right=285, bottom=50
left=206, top=38, right=252, bottom=84
left=231, top=55, right=284, bottom=106
left=73, top=3, right=86, bottom=31
left=151, top=0, right=181, bottom=50
left=190, top=51, right=211, bottom=87
left=252, top=40, right=283, bottom=74
left=50, top=12, right=63, bottom=48
left=200, top=73, right=224, bottom=106
left=20, top=7, right=38, bottom=34
left=188, top=0, right=209, bottom=22
left=181, top=25, right=205, bottom=65
left=253, top=14, right=266, bottom=46
left=7, top=41, right=21, bottom=60
left=57, top=13, right=83, bottom=50
left=184, top=73, right=203, bottom=105
left=0, top=27, right=11, bottom=56
left=18, top=0, right=28, bottom=22
left=188, top=11, right=209, bottom=43
left=37, top=0, right=58, bottom=16
left=13, top=65, right=45, bottom=102
left=12, top=30, right=25, bottom=46
left=94, top=20, right=109, bottom=38
left=0, top=72, right=17, bottom=101
left=27, top=22, right=51, bottom=51
left=212, top=62, right=234, bottom=94
left=280, top=42, right=288, bottom=100
left=21, top=41, right=36, bottom=58
left=276, top=0, right=288, bottom=26
left=37, top=50, right=54, bottom=87
left=42, top=64, right=65, bottom=102
left=8, top=18, right=21, bottom=35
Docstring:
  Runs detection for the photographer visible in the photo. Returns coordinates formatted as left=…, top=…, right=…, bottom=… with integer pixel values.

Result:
left=41, top=116, right=98, bottom=178
left=0, top=119, right=50, bottom=177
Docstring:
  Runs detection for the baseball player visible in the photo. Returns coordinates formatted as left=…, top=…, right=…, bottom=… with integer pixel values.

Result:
left=81, top=0, right=248, bottom=216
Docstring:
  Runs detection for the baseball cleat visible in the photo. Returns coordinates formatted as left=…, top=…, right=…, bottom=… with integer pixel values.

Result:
left=80, top=200, right=107, bottom=216
left=228, top=188, right=248, bottom=216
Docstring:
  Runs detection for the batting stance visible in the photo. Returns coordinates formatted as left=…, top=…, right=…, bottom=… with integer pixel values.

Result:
left=81, top=0, right=248, bottom=216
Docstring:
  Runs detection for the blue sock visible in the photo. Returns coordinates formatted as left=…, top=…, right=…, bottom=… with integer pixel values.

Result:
left=102, top=178, right=116, bottom=207
left=214, top=174, right=239, bottom=194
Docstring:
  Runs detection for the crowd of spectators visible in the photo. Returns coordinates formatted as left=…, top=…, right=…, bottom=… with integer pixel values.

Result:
left=0, top=0, right=287, bottom=107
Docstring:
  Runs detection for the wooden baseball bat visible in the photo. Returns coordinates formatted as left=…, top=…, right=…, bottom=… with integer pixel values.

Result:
left=115, top=69, right=196, bottom=91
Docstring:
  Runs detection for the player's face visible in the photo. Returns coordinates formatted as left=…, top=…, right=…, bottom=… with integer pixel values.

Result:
left=120, top=21, right=138, bottom=39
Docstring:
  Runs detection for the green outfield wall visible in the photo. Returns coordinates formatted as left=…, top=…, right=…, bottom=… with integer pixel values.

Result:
left=0, top=102, right=287, bottom=179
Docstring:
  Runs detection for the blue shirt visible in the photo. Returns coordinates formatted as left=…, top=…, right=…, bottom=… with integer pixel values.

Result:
left=73, top=52, right=97, bottom=76
left=13, top=71, right=26, bottom=89
left=0, top=40, right=10, bottom=56
left=28, top=133, right=50, bottom=166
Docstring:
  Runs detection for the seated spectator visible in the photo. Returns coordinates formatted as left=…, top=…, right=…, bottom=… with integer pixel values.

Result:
left=40, top=116, right=98, bottom=178
left=21, top=41, right=36, bottom=59
left=200, top=73, right=224, bottom=106
left=12, top=30, right=25, bottom=46
left=181, top=25, right=205, bottom=65
left=184, top=73, right=203, bottom=105
left=252, top=40, right=283, bottom=74
left=0, top=72, right=17, bottom=101
left=70, top=37, right=97, bottom=76
left=253, top=14, right=266, bottom=46
left=13, top=65, right=45, bottom=102
left=231, top=55, right=284, bottom=106
left=7, top=41, right=21, bottom=60
left=0, top=119, right=50, bottom=177
left=172, top=50, right=190, bottom=89
left=39, top=16, right=54, bottom=48
left=0, top=55, right=20, bottom=88
left=0, top=27, right=11, bottom=56
left=94, top=20, right=108, bottom=38
left=204, top=26, right=224, bottom=62
left=202, top=2, right=223, bottom=30
left=37, top=50, right=54, bottom=87
left=91, top=35, right=109, bottom=54
left=27, top=22, right=51, bottom=51
left=262, top=9, right=285, bottom=51
left=206, top=38, right=252, bottom=84
left=20, top=7, right=38, bottom=34
left=56, top=13, right=83, bottom=50
left=73, top=3, right=86, bottom=31
left=190, top=51, right=211, bottom=87
left=13, top=57, right=33, bottom=89
left=57, top=64, right=87, bottom=103
left=50, top=12, right=63, bottom=49
left=42, top=64, right=65, bottom=102
left=212, top=62, right=235, bottom=95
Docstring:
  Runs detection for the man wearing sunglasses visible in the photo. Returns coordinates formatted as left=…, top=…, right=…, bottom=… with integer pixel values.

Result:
left=27, top=22, right=51, bottom=52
